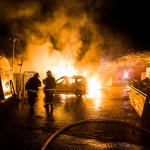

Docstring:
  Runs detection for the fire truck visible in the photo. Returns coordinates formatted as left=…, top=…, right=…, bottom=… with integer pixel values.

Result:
left=0, top=56, right=16, bottom=103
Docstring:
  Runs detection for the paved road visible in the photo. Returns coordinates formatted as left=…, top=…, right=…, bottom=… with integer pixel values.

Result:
left=0, top=85, right=149, bottom=150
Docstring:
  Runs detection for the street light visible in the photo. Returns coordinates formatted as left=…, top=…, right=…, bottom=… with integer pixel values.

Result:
left=9, top=37, right=18, bottom=72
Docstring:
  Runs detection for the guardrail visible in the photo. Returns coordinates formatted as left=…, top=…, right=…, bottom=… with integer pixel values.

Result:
left=127, top=84, right=150, bottom=120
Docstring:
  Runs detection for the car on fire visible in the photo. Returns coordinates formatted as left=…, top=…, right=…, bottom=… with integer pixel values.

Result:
left=54, top=75, right=88, bottom=98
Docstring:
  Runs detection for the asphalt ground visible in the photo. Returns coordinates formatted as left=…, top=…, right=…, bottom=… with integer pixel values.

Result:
left=0, top=85, right=150, bottom=150
left=43, top=120, right=150, bottom=150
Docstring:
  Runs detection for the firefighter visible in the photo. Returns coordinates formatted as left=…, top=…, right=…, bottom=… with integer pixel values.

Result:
left=43, top=70, right=56, bottom=107
left=25, top=73, right=41, bottom=108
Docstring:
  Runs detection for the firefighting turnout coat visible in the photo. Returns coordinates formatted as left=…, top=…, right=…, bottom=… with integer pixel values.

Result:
left=25, top=77, right=41, bottom=92
left=43, top=75, right=56, bottom=91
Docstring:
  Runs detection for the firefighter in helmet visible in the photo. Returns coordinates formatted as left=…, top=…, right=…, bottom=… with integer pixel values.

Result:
left=25, top=73, right=41, bottom=108
left=43, top=70, right=56, bottom=107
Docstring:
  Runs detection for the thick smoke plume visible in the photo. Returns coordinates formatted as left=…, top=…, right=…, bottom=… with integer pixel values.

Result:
left=0, top=1, right=131, bottom=71
left=1, top=0, right=148, bottom=85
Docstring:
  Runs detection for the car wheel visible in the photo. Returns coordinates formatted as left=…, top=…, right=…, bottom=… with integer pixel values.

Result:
left=75, top=89, right=82, bottom=98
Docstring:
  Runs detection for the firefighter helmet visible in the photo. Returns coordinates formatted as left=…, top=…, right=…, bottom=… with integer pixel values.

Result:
left=34, top=73, right=39, bottom=77
left=46, top=70, right=52, bottom=75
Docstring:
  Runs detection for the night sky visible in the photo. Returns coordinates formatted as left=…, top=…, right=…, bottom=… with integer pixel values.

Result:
left=100, top=0, right=150, bottom=50
left=0, top=0, right=150, bottom=59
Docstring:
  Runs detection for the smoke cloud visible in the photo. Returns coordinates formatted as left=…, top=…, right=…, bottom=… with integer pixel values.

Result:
left=0, top=0, right=142, bottom=81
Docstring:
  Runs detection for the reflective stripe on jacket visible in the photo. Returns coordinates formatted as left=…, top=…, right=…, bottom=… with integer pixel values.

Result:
left=27, top=90, right=38, bottom=93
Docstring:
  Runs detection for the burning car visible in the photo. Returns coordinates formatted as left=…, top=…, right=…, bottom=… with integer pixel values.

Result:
left=55, top=75, right=88, bottom=98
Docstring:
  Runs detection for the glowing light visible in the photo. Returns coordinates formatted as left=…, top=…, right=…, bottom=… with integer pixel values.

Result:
left=1, top=80, right=12, bottom=99
left=124, top=72, right=129, bottom=79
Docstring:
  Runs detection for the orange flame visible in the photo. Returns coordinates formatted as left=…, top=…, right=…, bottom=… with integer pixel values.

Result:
left=87, top=76, right=102, bottom=98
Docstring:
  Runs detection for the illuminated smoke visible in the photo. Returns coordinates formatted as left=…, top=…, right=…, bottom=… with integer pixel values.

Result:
left=2, top=0, right=148, bottom=85
left=0, top=1, right=40, bottom=19
left=113, top=51, right=150, bottom=68
left=97, top=51, right=150, bottom=85
left=11, top=0, right=105, bottom=77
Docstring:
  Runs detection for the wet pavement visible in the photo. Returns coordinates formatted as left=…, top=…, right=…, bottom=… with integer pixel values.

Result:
left=0, top=85, right=149, bottom=150
left=45, top=120, right=150, bottom=150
